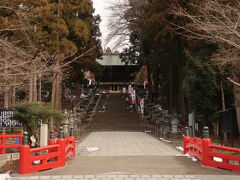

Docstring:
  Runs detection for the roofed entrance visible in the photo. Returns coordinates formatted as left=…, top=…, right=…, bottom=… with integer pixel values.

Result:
left=97, top=53, right=137, bottom=93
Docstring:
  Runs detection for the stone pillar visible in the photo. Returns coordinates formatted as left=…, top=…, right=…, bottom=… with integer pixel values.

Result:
left=188, top=113, right=195, bottom=137
left=23, top=131, right=29, bottom=145
left=171, top=115, right=179, bottom=134
left=69, top=110, right=74, bottom=126
left=202, top=126, right=209, bottom=139
left=63, top=124, right=69, bottom=137
left=58, top=126, right=64, bottom=139
left=50, top=129, right=54, bottom=139
left=63, top=109, right=70, bottom=137
left=184, top=127, right=189, bottom=136
left=69, top=127, right=74, bottom=136
left=40, top=124, right=48, bottom=147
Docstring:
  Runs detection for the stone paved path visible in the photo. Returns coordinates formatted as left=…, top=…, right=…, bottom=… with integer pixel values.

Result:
left=78, top=132, right=178, bottom=156
left=9, top=94, right=240, bottom=179
left=8, top=174, right=240, bottom=180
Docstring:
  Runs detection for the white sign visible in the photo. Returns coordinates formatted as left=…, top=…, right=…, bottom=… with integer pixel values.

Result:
left=188, top=113, right=194, bottom=126
left=0, top=110, right=22, bottom=127
left=128, top=84, right=132, bottom=94
left=140, top=99, right=144, bottom=114
left=144, top=81, right=147, bottom=89
left=131, top=89, right=136, bottom=104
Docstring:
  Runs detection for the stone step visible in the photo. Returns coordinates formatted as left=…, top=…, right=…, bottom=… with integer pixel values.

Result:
left=8, top=174, right=240, bottom=180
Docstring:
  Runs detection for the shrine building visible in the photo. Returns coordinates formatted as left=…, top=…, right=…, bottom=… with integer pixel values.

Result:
left=96, top=52, right=137, bottom=93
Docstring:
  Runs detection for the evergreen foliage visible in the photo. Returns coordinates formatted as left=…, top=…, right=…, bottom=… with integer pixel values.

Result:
left=0, top=0, right=102, bottom=106
left=184, top=44, right=218, bottom=124
left=114, top=0, right=235, bottom=127
left=12, top=102, right=63, bottom=133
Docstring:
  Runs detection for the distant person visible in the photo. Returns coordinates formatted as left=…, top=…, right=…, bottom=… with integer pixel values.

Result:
left=102, top=103, right=107, bottom=112
left=125, top=96, right=129, bottom=107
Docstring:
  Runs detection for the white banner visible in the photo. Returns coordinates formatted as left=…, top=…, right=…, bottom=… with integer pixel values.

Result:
left=122, top=87, right=126, bottom=93
left=140, top=99, right=144, bottom=114
left=128, top=84, right=132, bottom=94
left=131, top=89, right=136, bottom=104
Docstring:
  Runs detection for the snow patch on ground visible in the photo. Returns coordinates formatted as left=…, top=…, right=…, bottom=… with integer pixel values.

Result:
left=159, top=138, right=171, bottom=143
left=144, top=130, right=151, bottom=133
left=176, top=153, right=190, bottom=157
left=191, top=157, right=198, bottom=162
left=0, top=174, right=11, bottom=180
left=176, top=153, right=198, bottom=162
left=176, top=146, right=184, bottom=151
left=83, top=147, right=100, bottom=152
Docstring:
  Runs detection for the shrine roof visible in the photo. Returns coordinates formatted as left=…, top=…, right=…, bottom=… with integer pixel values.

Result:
left=96, top=53, right=136, bottom=66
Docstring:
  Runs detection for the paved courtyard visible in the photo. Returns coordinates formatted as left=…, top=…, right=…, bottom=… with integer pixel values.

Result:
left=18, top=130, right=239, bottom=177
left=9, top=94, right=240, bottom=180
left=7, top=174, right=240, bottom=180
left=78, top=132, right=178, bottom=156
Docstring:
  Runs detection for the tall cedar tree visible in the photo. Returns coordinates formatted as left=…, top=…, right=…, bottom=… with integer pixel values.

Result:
left=31, top=0, right=102, bottom=109
left=117, top=0, right=234, bottom=127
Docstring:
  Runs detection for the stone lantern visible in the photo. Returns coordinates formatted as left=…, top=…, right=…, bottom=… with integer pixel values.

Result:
left=68, top=110, right=75, bottom=136
left=63, top=109, right=70, bottom=137
left=171, top=113, right=179, bottom=134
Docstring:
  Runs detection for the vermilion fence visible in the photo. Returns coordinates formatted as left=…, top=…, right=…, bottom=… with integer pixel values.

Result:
left=19, top=136, right=75, bottom=174
left=0, top=133, right=23, bottom=154
left=49, top=136, right=76, bottom=160
left=183, top=136, right=240, bottom=172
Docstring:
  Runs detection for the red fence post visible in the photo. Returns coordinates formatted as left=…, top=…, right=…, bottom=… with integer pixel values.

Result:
left=48, top=139, right=55, bottom=153
left=202, top=138, right=211, bottom=167
left=71, top=136, right=76, bottom=157
left=183, top=136, right=190, bottom=154
left=57, top=139, right=66, bottom=166
left=0, top=133, right=6, bottom=154
left=19, top=145, right=31, bottom=174
left=48, top=139, right=55, bottom=145
left=19, top=133, right=23, bottom=145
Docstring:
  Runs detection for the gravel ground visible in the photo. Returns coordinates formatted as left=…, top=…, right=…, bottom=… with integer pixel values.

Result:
left=0, top=160, right=18, bottom=174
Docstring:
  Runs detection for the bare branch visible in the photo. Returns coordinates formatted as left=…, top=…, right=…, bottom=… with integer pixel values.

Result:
left=227, top=77, right=240, bottom=87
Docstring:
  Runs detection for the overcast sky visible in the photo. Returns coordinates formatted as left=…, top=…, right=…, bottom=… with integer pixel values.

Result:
left=92, top=0, right=111, bottom=50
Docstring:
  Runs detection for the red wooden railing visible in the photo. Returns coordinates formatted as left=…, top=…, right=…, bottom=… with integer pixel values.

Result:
left=19, top=136, right=75, bottom=174
left=0, top=133, right=23, bottom=154
left=183, top=136, right=240, bottom=172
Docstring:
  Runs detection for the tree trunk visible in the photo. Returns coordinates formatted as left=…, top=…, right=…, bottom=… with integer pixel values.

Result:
left=51, top=75, right=61, bottom=110
left=12, top=86, right=16, bottom=106
left=168, top=65, right=173, bottom=114
left=220, top=81, right=226, bottom=138
left=51, top=58, right=62, bottom=110
left=179, top=69, right=186, bottom=122
left=33, top=74, right=38, bottom=102
left=146, top=63, right=153, bottom=101
left=4, top=86, right=10, bottom=109
left=29, top=77, right=33, bottom=102
left=76, top=81, right=81, bottom=103
left=234, top=84, right=240, bottom=134
left=221, top=81, right=226, bottom=111
left=153, top=65, right=160, bottom=97
left=50, top=57, right=62, bottom=131
left=55, top=71, right=62, bottom=110
left=38, top=74, right=42, bottom=102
